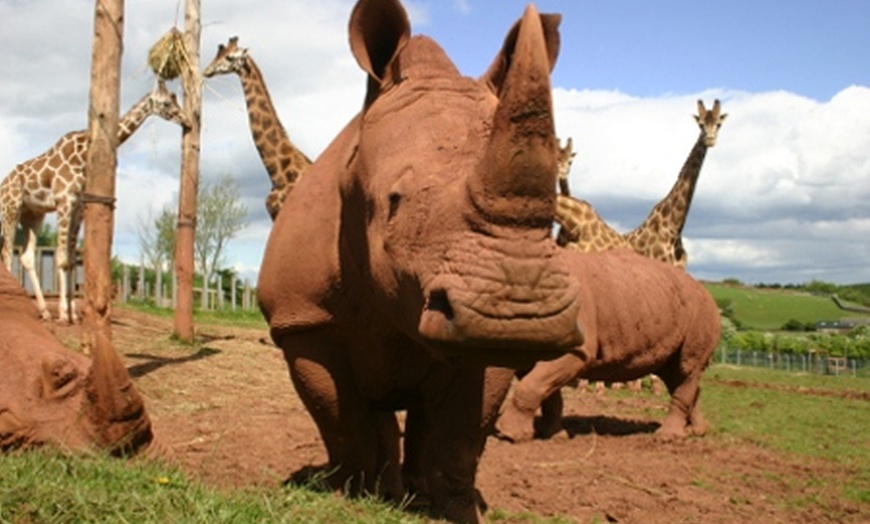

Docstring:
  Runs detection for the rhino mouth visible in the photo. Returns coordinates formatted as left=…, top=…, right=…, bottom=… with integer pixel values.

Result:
left=418, top=266, right=584, bottom=368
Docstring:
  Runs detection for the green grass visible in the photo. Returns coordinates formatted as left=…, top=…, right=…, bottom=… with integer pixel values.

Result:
left=702, top=365, right=870, bottom=504
left=118, top=300, right=268, bottom=330
left=705, top=283, right=868, bottom=330
left=0, top=452, right=572, bottom=524
left=0, top=451, right=424, bottom=524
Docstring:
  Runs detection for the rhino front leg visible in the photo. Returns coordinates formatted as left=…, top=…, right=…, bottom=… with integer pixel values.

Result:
left=408, top=366, right=513, bottom=523
left=496, top=349, right=588, bottom=443
left=279, top=335, right=403, bottom=500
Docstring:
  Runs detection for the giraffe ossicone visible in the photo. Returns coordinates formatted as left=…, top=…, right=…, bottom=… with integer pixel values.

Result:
left=0, top=80, right=187, bottom=323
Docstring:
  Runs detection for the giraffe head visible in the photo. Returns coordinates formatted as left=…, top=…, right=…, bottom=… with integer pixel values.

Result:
left=147, top=79, right=189, bottom=128
left=556, top=137, right=576, bottom=183
left=203, top=36, right=249, bottom=78
left=694, top=99, right=727, bottom=147
left=556, top=137, right=576, bottom=196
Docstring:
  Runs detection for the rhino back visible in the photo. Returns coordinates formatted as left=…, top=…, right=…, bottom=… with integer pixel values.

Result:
left=566, top=248, right=719, bottom=365
left=258, top=115, right=362, bottom=333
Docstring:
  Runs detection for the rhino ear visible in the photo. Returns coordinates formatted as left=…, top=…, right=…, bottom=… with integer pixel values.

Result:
left=349, top=0, right=411, bottom=104
left=481, top=11, right=561, bottom=96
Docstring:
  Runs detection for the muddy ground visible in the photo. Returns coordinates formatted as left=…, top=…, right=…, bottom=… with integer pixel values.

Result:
left=53, top=307, right=867, bottom=523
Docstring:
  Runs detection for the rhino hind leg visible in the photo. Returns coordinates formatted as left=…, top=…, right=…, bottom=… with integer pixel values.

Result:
left=536, top=390, right=565, bottom=439
left=654, top=360, right=704, bottom=439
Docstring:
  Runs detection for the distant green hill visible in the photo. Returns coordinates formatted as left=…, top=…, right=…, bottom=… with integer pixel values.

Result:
left=704, top=282, right=868, bottom=331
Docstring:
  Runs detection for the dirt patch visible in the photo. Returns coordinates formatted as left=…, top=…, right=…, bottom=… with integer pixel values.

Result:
left=53, top=308, right=867, bottom=523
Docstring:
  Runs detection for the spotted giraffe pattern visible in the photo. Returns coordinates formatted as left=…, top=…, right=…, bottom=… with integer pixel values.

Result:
left=554, top=100, right=726, bottom=267
left=204, top=37, right=312, bottom=221
left=553, top=137, right=630, bottom=252
left=624, top=99, right=727, bottom=268
left=0, top=80, right=188, bottom=322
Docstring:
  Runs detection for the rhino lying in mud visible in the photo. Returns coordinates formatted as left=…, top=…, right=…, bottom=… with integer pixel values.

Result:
left=496, top=248, right=721, bottom=443
left=257, top=0, right=582, bottom=522
left=0, top=265, right=154, bottom=455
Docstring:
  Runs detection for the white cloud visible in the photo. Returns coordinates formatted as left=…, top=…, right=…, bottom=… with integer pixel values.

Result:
left=2, top=0, right=868, bottom=288
left=553, top=86, right=870, bottom=284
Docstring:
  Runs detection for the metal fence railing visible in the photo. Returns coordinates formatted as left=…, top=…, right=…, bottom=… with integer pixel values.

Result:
left=714, top=347, right=868, bottom=377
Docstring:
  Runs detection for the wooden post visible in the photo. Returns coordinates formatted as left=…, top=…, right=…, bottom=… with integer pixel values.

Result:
left=81, top=0, right=123, bottom=355
left=137, top=258, right=145, bottom=299
left=155, top=265, right=163, bottom=306
left=173, top=0, right=201, bottom=341
left=122, top=265, right=130, bottom=303
left=231, top=275, right=237, bottom=312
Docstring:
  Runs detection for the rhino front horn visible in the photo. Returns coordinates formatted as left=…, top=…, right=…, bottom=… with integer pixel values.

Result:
left=85, top=330, right=154, bottom=456
left=471, top=4, right=558, bottom=228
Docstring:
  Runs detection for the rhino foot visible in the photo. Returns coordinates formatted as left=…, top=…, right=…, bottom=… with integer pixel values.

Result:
left=494, top=406, right=536, bottom=443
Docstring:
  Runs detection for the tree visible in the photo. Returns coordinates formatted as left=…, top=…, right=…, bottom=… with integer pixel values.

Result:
left=137, top=204, right=176, bottom=274
left=194, top=173, right=247, bottom=308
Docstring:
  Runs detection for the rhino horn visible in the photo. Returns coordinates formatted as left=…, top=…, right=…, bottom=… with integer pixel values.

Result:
left=472, top=5, right=560, bottom=227
left=85, top=330, right=154, bottom=456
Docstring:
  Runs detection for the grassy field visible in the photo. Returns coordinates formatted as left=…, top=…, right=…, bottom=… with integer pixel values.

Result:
left=702, top=365, right=870, bottom=506
left=3, top=364, right=867, bottom=523
left=704, top=282, right=868, bottom=330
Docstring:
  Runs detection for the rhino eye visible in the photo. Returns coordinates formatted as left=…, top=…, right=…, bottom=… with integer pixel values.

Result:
left=387, top=192, right=402, bottom=221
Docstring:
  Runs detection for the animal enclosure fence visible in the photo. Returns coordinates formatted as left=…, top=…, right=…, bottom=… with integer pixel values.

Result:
left=114, top=263, right=257, bottom=312
left=715, top=346, right=868, bottom=378
left=9, top=247, right=257, bottom=312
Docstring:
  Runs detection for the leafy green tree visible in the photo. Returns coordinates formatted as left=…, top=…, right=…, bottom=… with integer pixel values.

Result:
left=138, top=204, right=176, bottom=275
left=195, top=174, right=247, bottom=308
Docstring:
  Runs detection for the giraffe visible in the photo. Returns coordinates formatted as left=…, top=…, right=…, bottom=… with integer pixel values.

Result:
left=554, top=137, right=630, bottom=251
left=549, top=100, right=726, bottom=402
left=624, top=99, right=727, bottom=268
left=0, top=80, right=188, bottom=323
left=555, top=100, right=727, bottom=264
left=203, top=37, right=313, bottom=221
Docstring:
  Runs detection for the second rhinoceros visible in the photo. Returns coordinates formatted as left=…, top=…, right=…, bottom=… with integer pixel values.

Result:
left=257, top=0, right=582, bottom=522
left=0, top=265, right=155, bottom=455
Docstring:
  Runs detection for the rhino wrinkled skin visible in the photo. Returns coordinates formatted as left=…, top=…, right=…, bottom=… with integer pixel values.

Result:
left=496, top=248, right=722, bottom=443
left=258, top=0, right=581, bottom=521
left=0, top=265, right=153, bottom=455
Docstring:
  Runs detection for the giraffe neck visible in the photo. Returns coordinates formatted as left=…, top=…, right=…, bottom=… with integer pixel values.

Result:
left=638, top=131, right=708, bottom=237
left=116, top=93, right=153, bottom=145
left=555, top=195, right=628, bottom=252
left=237, top=58, right=305, bottom=185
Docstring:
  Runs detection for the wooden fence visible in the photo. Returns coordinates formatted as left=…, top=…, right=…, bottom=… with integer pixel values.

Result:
left=8, top=247, right=257, bottom=312
left=115, top=263, right=257, bottom=311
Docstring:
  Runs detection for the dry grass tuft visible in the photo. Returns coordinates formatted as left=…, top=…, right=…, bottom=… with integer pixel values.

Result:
left=148, top=27, right=189, bottom=81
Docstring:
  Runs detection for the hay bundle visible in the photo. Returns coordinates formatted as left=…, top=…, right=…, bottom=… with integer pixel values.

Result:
left=148, top=27, right=188, bottom=80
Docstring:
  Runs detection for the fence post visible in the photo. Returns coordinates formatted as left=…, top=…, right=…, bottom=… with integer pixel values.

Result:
left=155, top=268, right=163, bottom=307
left=138, top=260, right=145, bottom=299
left=217, top=274, right=224, bottom=310
left=122, top=264, right=130, bottom=303
left=243, top=279, right=251, bottom=311
left=231, top=275, right=237, bottom=311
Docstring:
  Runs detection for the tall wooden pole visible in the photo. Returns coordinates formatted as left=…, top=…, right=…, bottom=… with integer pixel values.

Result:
left=82, top=0, right=123, bottom=353
left=173, top=0, right=201, bottom=341
left=82, top=0, right=154, bottom=453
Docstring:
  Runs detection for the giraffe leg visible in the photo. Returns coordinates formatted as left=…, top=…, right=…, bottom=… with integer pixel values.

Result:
left=19, top=214, right=51, bottom=321
left=55, top=200, right=80, bottom=324
left=0, top=209, right=16, bottom=271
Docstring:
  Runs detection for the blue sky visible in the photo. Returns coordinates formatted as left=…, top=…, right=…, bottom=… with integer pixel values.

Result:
left=421, top=1, right=870, bottom=102
left=1, top=0, right=868, bottom=286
